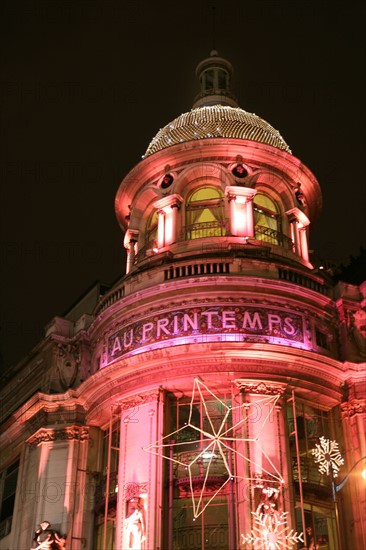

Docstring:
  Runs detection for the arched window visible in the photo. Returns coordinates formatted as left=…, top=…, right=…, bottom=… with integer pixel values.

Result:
left=253, top=193, right=281, bottom=245
left=146, top=210, right=158, bottom=246
left=185, top=187, right=226, bottom=240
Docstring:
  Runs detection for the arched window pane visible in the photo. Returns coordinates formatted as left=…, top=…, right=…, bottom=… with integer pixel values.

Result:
left=185, top=187, right=226, bottom=240
left=253, top=193, right=280, bottom=245
left=146, top=210, right=158, bottom=244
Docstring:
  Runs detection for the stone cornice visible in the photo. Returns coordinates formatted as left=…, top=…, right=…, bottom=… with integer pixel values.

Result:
left=26, top=425, right=89, bottom=447
left=79, top=341, right=344, bottom=415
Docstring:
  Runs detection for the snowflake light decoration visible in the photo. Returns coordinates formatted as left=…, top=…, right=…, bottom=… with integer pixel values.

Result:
left=144, top=378, right=284, bottom=518
left=311, top=436, right=344, bottom=478
left=241, top=510, right=304, bottom=549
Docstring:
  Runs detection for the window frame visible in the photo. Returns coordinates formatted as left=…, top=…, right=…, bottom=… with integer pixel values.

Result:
left=0, top=459, right=20, bottom=540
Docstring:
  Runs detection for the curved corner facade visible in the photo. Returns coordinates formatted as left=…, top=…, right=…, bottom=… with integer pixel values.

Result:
left=1, top=57, right=365, bottom=550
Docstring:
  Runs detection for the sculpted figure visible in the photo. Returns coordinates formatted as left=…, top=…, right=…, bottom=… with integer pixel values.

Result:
left=125, top=499, right=146, bottom=549
left=349, top=310, right=366, bottom=358
left=32, top=521, right=66, bottom=550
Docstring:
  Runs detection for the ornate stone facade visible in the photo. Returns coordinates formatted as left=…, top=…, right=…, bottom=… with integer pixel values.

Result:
left=0, top=53, right=365, bottom=550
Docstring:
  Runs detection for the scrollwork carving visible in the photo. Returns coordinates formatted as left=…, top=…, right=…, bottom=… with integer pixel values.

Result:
left=234, top=380, right=285, bottom=395
left=27, top=426, right=89, bottom=446
left=119, top=390, right=160, bottom=412
left=124, top=481, right=149, bottom=501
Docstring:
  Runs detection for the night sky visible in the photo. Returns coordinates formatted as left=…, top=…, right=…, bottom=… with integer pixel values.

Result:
left=1, top=0, right=365, bottom=371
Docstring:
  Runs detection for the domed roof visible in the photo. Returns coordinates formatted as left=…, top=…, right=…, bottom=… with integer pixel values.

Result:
left=144, top=105, right=291, bottom=157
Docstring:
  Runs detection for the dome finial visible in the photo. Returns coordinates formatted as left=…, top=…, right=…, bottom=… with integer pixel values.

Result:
left=193, top=52, right=238, bottom=109
left=211, top=5, right=216, bottom=52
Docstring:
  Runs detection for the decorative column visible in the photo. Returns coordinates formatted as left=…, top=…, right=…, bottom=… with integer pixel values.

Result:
left=157, top=209, right=165, bottom=248
left=18, top=426, right=90, bottom=550
left=153, top=194, right=183, bottom=249
left=285, top=208, right=310, bottom=262
left=116, top=389, right=164, bottom=550
left=246, top=196, right=255, bottom=237
left=299, top=227, right=309, bottom=262
left=225, top=186, right=257, bottom=237
left=124, top=229, right=139, bottom=274
left=340, top=396, right=366, bottom=549
left=233, top=380, right=292, bottom=546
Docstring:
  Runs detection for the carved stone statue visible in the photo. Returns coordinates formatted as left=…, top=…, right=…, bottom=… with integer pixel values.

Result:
left=125, top=498, right=146, bottom=549
left=349, top=310, right=366, bottom=358
left=32, top=521, right=66, bottom=549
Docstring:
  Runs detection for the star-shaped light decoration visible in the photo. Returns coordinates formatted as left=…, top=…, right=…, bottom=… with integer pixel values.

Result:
left=311, top=436, right=344, bottom=478
left=241, top=510, right=304, bottom=549
left=144, top=378, right=284, bottom=518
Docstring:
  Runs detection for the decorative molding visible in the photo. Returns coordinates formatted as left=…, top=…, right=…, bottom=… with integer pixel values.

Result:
left=26, top=425, right=89, bottom=446
left=341, top=399, right=366, bottom=418
left=119, top=390, right=160, bottom=412
left=234, top=380, right=285, bottom=395
left=53, top=342, right=81, bottom=390
left=124, top=481, right=149, bottom=501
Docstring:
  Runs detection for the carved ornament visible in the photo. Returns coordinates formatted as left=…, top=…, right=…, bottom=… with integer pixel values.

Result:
left=124, top=481, right=149, bottom=501
left=341, top=400, right=366, bottom=418
left=27, top=426, right=89, bottom=446
left=234, top=380, right=285, bottom=395
left=119, top=390, right=160, bottom=412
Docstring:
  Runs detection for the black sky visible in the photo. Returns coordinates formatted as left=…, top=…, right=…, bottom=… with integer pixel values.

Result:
left=1, top=0, right=365, bottom=371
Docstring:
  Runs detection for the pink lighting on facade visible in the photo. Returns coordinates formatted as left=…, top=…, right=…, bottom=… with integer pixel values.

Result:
left=1, top=52, right=365, bottom=550
left=225, top=186, right=256, bottom=237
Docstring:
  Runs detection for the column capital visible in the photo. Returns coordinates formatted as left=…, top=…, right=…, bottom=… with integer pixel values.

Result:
left=225, top=186, right=257, bottom=203
left=124, top=229, right=139, bottom=247
left=341, top=399, right=366, bottom=418
left=285, top=207, right=310, bottom=227
left=234, top=379, right=286, bottom=395
left=118, top=389, right=161, bottom=412
left=26, top=425, right=89, bottom=447
left=153, top=193, right=183, bottom=212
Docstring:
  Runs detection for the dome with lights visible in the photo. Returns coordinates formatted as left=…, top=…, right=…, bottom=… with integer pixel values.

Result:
left=144, top=51, right=291, bottom=157
left=144, top=105, right=291, bottom=157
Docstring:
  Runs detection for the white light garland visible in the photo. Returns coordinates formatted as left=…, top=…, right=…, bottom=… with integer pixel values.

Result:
left=144, top=378, right=284, bottom=518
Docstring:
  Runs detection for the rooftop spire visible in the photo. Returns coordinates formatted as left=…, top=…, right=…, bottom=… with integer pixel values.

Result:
left=192, top=50, right=238, bottom=109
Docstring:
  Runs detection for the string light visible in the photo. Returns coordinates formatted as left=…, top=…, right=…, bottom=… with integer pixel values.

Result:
left=144, top=378, right=284, bottom=518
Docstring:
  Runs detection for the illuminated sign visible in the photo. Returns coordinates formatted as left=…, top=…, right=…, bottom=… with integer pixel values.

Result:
left=107, top=305, right=304, bottom=362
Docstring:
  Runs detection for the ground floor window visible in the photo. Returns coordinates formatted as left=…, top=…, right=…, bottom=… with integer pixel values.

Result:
left=173, top=496, right=229, bottom=550
left=94, top=517, right=116, bottom=550
left=296, top=503, right=338, bottom=550
left=94, top=417, right=120, bottom=550
left=0, top=459, right=19, bottom=539
left=164, top=392, right=234, bottom=550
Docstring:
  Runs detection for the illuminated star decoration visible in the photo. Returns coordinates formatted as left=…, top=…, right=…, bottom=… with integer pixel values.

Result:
left=241, top=509, right=304, bottom=549
left=311, top=436, right=344, bottom=478
left=144, top=378, right=284, bottom=518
